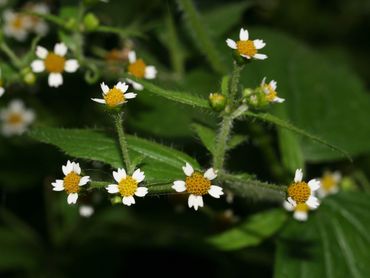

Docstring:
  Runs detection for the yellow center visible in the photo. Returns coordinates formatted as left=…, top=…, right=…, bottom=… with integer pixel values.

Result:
left=118, top=176, right=138, bottom=197
left=128, top=59, right=146, bottom=78
left=295, top=203, right=309, bottom=212
left=287, top=182, right=311, bottom=203
left=185, top=172, right=211, bottom=196
left=8, top=113, right=23, bottom=125
left=63, top=172, right=81, bottom=194
left=321, top=174, right=336, bottom=191
left=44, top=53, right=65, bottom=73
left=104, top=87, right=125, bottom=107
left=264, top=85, right=277, bottom=102
left=236, top=40, right=257, bottom=57
left=12, top=17, right=23, bottom=29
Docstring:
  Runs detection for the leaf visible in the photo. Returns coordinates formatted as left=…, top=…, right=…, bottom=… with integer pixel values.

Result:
left=29, top=127, right=200, bottom=183
left=241, top=28, right=370, bottom=162
left=192, top=123, right=216, bottom=154
left=275, top=192, right=370, bottom=278
left=228, top=134, right=248, bottom=150
left=244, top=111, right=350, bottom=161
left=277, top=128, right=304, bottom=173
left=177, top=0, right=226, bottom=74
left=208, top=209, right=287, bottom=251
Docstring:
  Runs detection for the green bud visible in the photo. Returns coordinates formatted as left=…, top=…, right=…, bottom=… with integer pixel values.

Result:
left=65, top=18, right=77, bottom=30
left=111, top=196, right=122, bottom=205
left=242, top=88, right=254, bottom=98
left=83, top=13, right=100, bottom=31
left=209, top=93, right=227, bottom=112
left=23, top=72, right=36, bottom=85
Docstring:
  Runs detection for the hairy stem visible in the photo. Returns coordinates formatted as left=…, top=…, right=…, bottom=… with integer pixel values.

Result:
left=0, top=42, right=23, bottom=68
left=213, top=115, right=233, bottom=171
left=229, top=61, right=244, bottom=107
left=113, top=113, right=133, bottom=173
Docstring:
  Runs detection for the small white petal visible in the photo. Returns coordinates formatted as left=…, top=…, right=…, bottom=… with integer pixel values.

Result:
left=308, top=179, right=320, bottom=191
left=294, top=169, right=303, bottom=183
left=273, top=97, right=285, bottom=103
left=208, top=185, right=223, bottom=198
left=283, top=200, right=294, bottom=211
left=128, top=51, right=136, bottom=63
left=48, top=73, right=63, bottom=88
left=73, top=162, right=81, bottom=175
left=127, top=79, right=144, bottom=90
left=182, top=163, right=194, bottom=176
left=36, top=46, right=48, bottom=59
left=52, top=180, right=64, bottom=191
left=241, top=54, right=251, bottom=59
left=31, top=60, right=45, bottom=73
left=306, top=196, right=320, bottom=209
left=54, top=42, right=67, bottom=57
left=253, top=53, right=268, bottom=60
left=67, top=193, right=78, bottom=204
left=79, top=205, right=94, bottom=217
left=294, top=211, right=308, bottom=221
left=124, top=92, right=137, bottom=99
left=91, top=98, right=105, bottom=104
left=106, top=184, right=119, bottom=194
left=64, top=59, right=79, bottom=72
left=226, top=38, right=237, bottom=49
left=115, top=81, right=128, bottom=93
left=194, top=195, right=204, bottom=210
left=204, top=168, right=217, bottom=181
left=79, top=176, right=90, bottom=186
left=113, top=168, right=126, bottom=183
left=261, top=77, right=267, bottom=86
left=269, top=80, right=277, bottom=90
left=122, top=196, right=135, bottom=206
left=0, top=88, right=4, bottom=97
left=100, top=82, right=109, bottom=94
left=132, top=168, right=145, bottom=183
left=287, top=197, right=297, bottom=207
left=144, top=66, right=157, bottom=79
left=172, top=180, right=186, bottom=192
left=253, top=39, right=266, bottom=49
left=135, top=187, right=148, bottom=197
left=62, top=160, right=73, bottom=175
left=239, top=28, right=249, bottom=41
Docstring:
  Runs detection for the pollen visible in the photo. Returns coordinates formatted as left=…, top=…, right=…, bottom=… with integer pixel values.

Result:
left=104, top=87, right=125, bottom=107
left=321, top=174, right=336, bottom=191
left=236, top=40, right=257, bottom=57
left=7, top=113, right=23, bottom=124
left=295, top=203, right=309, bottom=212
left=185, top=172, right=211, bottom=196
left=287, top=182, right=311, bottom=203
left=128, top=59, right=146, bottom=78
left=63, top=172, right=81, bottom=194
left=118, top=176, right=138, bottom=197
left=44, top=53, right=66, bottom=73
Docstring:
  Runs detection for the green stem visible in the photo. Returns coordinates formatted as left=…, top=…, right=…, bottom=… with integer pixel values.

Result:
left=213, top=115, right=233, bottom=171
left=0, top=42, right=23, bottom=68
left=113, top=113, right=133, bottom=173
left=229, top=61, right=244, bottom=107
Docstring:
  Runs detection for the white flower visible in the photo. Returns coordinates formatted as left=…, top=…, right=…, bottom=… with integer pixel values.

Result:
left=52, top=161, right=90, bottom=205
left=126, top=78, right=144, bottom=91
left=106, top=168, right=147, bottom=206
left=3, top=9, right=32, bottom=41
left=318, top=171, right=341, bottom=198
left=172, top=163, right=223, bottom=211
left=30, top=42, right=79, bottom=88
left=26, top=3, right=49, bottom=36
left=226, top=27, right=267, bottom=60
left=260, top=77, right=285, bottom=103
left=0, top=99, right=35, bottom=136
left=283, top=201, right=311, bottom=222
left=127, top=51, right=157, bottom=81
left=92, top=81, right=137, bottom=107
left=286, top=169, right=321, bottom=210
left=79, top=205, right=94, bottom=218
left=0, top=87, right=4, bottom=97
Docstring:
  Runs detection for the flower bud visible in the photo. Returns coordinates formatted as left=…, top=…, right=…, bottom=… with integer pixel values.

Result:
left=209, top=93, right=227, bottom=112
left=83, top=13, right=100, bottom=31
left=111, top=196, right=122, bottom=205
left=23, top=72, right=36, bottom=85
left=242, top=88, right=254, bottom=98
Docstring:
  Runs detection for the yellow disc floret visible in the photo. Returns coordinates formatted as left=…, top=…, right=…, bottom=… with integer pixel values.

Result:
left=12, top=16, right=23, bottom=29
left=295, top=203, right=309, bottom=212
left=128, top=59, right=146, bottom=78
left=321, top=174, right=336, bottom=191
left=63, top=172, right=81, bottom=194
left=44, top=53, right=66, bottom=73
left=104, top=87, right=125, bottom=107
left=118, top=176, right=138, bottom=197
left=236, top=40, right=257, bottom=57
left=185, top=172, right=211, bottom=196
left=8, top=113, right=23, bottom=124
left=287, top=182, right=311, bottom=203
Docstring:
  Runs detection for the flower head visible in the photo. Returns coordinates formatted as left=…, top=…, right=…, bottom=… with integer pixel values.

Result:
left=283, top=201, right=313, bottom=222
left=31, top=42, right=79, bottom=87
left=286, top=169, right=321, bottom=210
left=226, top=28, right=267, bottom=60
left=127, top=51, right=157, bottom=90
left=318, top=171, right=341, bottom=198
left=260, top=77, right=285, bottom=103
left=0, top=99, right=35, bottom=136
left=172, top=163, right=223, bottom=211
left=92, top=81, right=136, bottom=107
left=25, top=2, right=49, bottom=36
left=106, top=168, right=147, bottom=206
left=3, top=9, right=32, bottom=41
left=52, top=161, right=90, bottom=205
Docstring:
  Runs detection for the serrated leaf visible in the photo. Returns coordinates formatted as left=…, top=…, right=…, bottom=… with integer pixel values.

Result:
left=208, top=209, right=287, bottom=251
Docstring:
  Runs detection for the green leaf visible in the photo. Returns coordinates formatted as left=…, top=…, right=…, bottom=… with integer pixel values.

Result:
left=203, top=1, right=253, bottom=38
left=277, top=128, right=304, bottom=173
left=275, top=192, right=370, bottom=278
left=228, top=134, right=248, bottom=150
left=29, top=127, right=200, bottom=183
left=192, top=123, right=216, bottom=154
left=177, top=0, right=226, bottom=74
left=241, top=28, right=370, bottom=162
left=244, top=111, right=350, bottom=161
left=208, top=209, right=287, bottom=251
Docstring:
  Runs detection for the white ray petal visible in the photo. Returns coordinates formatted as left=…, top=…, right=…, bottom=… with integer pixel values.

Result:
left=226, top=38, right=237, bottom=49
left=287, top=197, right=297, bottom=207
left=67, top=193, right=78, bottom=204
left=253, top=53, right=268, bottom=60
left=132, top=168, right=145, bottom=183
left=128, top=51, right=136, bottom=63
left=283, top=200, right=294, bottom=211
left=182, top=163, right=194, bottom=176
left=135, top=187, right=148, bottom=197
left=115, top=81, right=128, bottom=93
left=144, top=66, right=157, bottom=79
left=124, top=92, right=137, bottom=99
left=122, top=196, right=135, bottom=206
left=31, top=60, right=45, bottom=73
left=308, top=179, right=320, bottom=191
left=64, top=59, right=79, bottom=72
left=294, top=169, right=303, bottom=183
left=52, top=180, right=64, bottom=191
left=36, top=46, right=48, bottom=59
left=208, top=185, right=223, bottom=198
left=253, top=39, right=265, bottom=49
left=306, top=196, right=320, bottom=209
left=73, top=162, right=81, bottom=175
left=100, top=82, right=109, bottom=94
left=91, top=98, right=105, bottom=104
left=239, top=28, right=249, bottom=41
left=79, top=176, right=90, bottom=186
left=127, top=79, right=144, bottom=90
left=113, top=168, right=126, bottom=183
left=172, top=180, right=186, bottom=192
left=106, top=184, right=119, bottom=194
left=62, top=160, right=73, bottom=175
left=48, top=73, right=63, bottom=88
left=204, top=168, right=217, bottom=180
left=273, top=97, right=285, bottom=103
left=54, top=42, right=67, bottom=57
left=293, top=211, right=308, bottom=221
